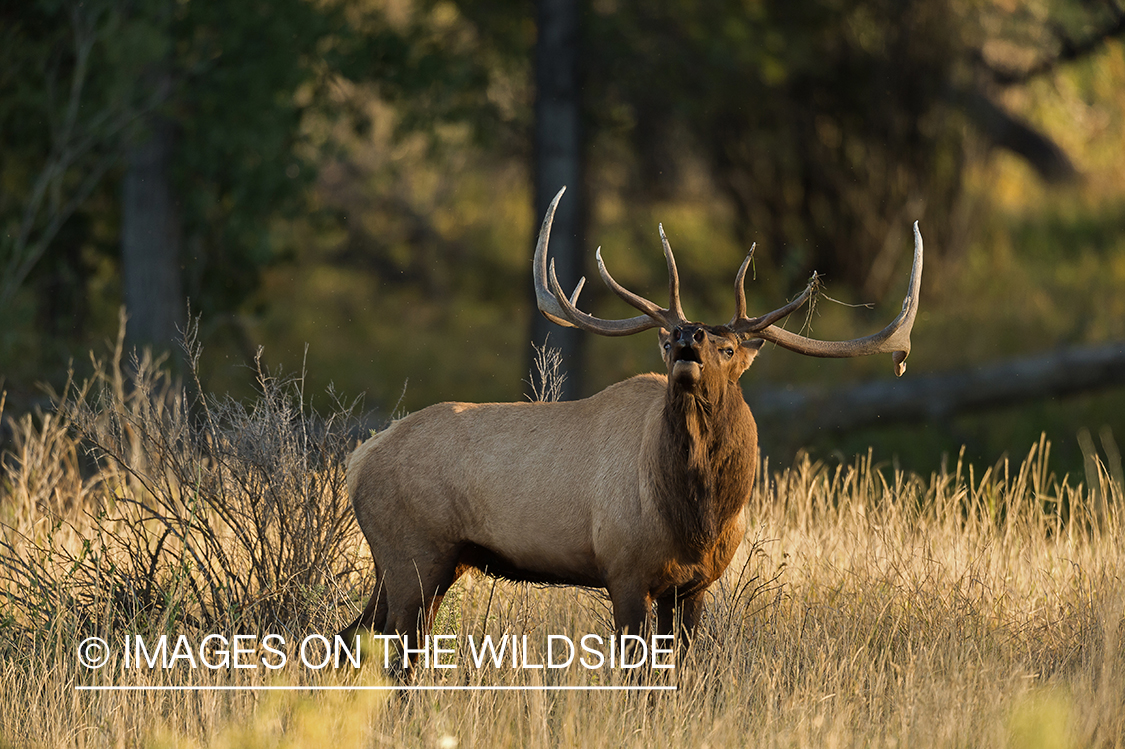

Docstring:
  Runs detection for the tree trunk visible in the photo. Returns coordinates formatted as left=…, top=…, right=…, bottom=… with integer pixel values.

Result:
left=531, top=0, right=585, bottom=400
left=121, top=112, right=185, bottom=360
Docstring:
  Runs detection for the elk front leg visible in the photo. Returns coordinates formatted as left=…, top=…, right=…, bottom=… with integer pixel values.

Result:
left=656, top=589, right=705, bottom=653
left=610, top=586, right=653, bottom=637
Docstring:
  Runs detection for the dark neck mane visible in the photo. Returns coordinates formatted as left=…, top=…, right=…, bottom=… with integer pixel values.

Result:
left=650, top=379, right=758, bottom=561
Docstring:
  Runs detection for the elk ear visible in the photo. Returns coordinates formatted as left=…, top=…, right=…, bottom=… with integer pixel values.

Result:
left=658, top=328, right=672, bottom=367
left=734, top=338, right=765, bottom=376
left=741, top=338, right=765, bottom=355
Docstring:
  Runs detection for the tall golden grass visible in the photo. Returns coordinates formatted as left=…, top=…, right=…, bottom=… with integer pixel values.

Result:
left=1, top=340, right=1123, bottom=747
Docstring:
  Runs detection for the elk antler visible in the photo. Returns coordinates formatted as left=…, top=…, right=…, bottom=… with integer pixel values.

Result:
left=535, top=186, right=923, bottom=375
left=534, top=187, right=689, bottom=336
left=729, top=223, right=924, bottom=376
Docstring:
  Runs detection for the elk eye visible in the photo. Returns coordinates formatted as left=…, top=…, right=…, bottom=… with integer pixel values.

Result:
left=663, top=342, right=672, bottom=351
left=721, top=347, right=734, bottom=358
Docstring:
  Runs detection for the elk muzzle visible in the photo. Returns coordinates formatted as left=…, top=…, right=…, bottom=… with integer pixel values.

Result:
left=669, top=326, right=707, bottom=387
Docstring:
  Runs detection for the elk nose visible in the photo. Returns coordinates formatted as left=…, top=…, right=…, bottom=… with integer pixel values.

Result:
left=672, top=327, right=706, bottom=345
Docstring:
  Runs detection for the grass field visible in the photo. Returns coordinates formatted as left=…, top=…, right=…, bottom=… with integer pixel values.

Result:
left=1, top=344, right=1123, bottom=748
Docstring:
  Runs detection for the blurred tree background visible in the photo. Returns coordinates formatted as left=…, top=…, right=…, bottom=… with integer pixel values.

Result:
left=1, top=0, right=1123, bottom=474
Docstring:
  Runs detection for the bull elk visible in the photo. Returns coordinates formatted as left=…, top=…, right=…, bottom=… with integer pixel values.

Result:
left=342, top=186, right=922, bottom=664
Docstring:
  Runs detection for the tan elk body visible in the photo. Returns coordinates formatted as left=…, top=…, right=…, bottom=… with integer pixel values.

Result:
left=343, top=187, right=923, bottom=659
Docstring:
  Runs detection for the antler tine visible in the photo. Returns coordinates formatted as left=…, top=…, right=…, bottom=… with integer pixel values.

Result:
left=548, top=258, right=664, bottom=336
left=731, top=243, right=756, bottom=322
left=535, top=187, right=687, bottom=336
left=593, top=244, right=687, bottom=330
left=568, top=276, right=585, bottom=305
left=733, top=222, right=924, bottom=377
left=731, top=272, right=819, bottom=333
left=659, top=224, right=687, bottom=323
left=533, top=186, right=580, bottom=328
left=728, top=241, right=818, bottom=331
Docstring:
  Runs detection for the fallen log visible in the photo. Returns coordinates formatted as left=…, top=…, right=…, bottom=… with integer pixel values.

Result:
left=747, top=340, right=1125, bottom=439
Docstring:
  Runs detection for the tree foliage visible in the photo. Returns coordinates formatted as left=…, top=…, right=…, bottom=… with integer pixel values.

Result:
left=0, top=0, right=159, bottom=333
left=586, top=0, right=1123, bottom=295
left=0, top=0, right=504, bottom=398
left=1, top=0, right=1123, bottom=418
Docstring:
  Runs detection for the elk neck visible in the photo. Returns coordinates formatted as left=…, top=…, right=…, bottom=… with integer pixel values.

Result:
left=651, top=375, right=757, bottom=562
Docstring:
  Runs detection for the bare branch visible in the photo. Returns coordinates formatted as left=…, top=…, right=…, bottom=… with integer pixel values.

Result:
left=982, top=10, right=1125, bottom=87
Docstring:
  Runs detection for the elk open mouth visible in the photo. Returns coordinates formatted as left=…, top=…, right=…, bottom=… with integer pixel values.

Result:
left=671, top=347, right=703, bottom=383
left=674, top=347, right=702, bottom=365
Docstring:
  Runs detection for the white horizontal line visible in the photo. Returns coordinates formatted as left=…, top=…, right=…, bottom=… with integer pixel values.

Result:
left=75, top=685, right=677, bottom=692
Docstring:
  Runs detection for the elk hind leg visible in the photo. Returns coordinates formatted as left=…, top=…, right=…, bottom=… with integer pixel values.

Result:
left=338, top=565, right=389, bottom=642
left=382, top=552, right=463, bottom=671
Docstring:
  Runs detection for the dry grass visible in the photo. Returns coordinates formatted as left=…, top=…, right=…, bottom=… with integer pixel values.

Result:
left=1, top=342, right=1124, bottom=747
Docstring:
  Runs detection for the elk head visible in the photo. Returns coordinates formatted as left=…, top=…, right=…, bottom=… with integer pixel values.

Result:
left=534, top=186, right=922, bottom=382
left=659, top=323, right=762, bottom=398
